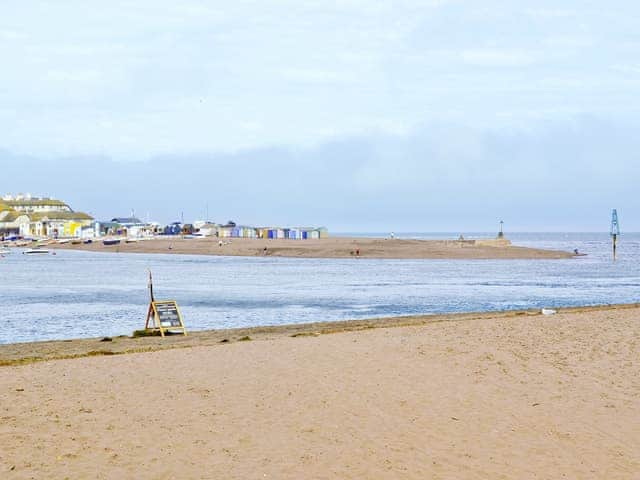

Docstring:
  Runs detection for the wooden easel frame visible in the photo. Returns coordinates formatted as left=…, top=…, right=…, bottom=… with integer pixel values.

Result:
left=145, top=300, right=187, bottom=337
left=144, top=270, right=187, bottom=337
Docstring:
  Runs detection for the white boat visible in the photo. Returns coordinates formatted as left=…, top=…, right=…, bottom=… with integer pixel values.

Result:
left=0, top=248, right=11, bottom=255
left=23, top=248, right=50, bottom=255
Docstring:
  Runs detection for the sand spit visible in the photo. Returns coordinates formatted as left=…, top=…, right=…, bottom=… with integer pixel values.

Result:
left=1, top=304, right=639, bottom=479
left=48, top=236, right=575, bottom=259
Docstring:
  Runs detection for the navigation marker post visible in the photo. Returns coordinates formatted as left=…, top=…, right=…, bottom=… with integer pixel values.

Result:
left=610, top=209, right=620, bottom=261
left=144, top=270, right=187, bottom=337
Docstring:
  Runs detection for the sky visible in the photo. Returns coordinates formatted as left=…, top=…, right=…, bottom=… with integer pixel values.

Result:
left=1, top=1, right=639, bottom=231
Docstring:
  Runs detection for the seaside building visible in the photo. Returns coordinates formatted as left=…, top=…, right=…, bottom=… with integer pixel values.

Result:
left=0, top=193, right=94, bottom=238
left=0, top=202, right=31, bottom=237
left=95, top=217, right=155, bottom=238
left=30, top=211, right=94, bottom=237
left=111, top=217, right=149, bottom=237
left=194, top=222, right=219, bottom=237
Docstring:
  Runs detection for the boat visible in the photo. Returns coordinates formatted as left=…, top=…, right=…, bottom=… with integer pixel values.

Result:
left=23, top=248, right=50, bottom=255
left=103, top=239, right=121, bottom=246
left=0, top=248, right=11, bottom=255
left=125, top=238, right=139, bottom=243
left=83, top=239, right=93, bottom=244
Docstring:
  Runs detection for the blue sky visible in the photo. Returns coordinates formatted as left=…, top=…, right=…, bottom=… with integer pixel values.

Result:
left=1, top=1, right=639, bottom=230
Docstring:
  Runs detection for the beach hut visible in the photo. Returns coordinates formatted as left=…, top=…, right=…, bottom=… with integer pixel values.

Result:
left=301, top=228, right=318, bottom=240
left=235, top=226, right=256, bottom=238
left=197, top=223, right=219, bottom=237
left=162, top=222, right=182, bottom=235
left=218, top=226, right=231, bottom=238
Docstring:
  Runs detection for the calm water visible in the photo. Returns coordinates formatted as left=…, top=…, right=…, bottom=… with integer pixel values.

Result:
left=1, top=232, right=639, bottom=344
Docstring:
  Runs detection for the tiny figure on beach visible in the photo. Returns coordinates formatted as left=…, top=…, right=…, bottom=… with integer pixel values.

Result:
left=574, top=248, right=579, bottom=255
left=263, top=246, right=268, bottom=255
left=356, top=248, right=360, bottom=257
left=168, top=243, right=173, bottom=250
left=219, top=240, right=223, bottom=247
left=390, top=232, right=395, bottom=239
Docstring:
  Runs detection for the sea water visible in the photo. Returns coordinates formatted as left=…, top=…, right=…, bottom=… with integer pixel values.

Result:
left=1, top=232, right=639, bottom=344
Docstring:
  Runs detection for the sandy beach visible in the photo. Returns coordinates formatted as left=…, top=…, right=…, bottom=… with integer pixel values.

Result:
left=1, top=304, right=638, bottom=479
left=48, top=236, right=575, bottom=259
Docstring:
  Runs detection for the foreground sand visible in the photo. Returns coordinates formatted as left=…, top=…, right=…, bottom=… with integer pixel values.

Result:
left=2, top=305, right=639, bottom=479
left=48, top=236, right=575, bottom=259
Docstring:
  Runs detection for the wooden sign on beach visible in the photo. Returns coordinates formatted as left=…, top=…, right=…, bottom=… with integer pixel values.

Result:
left=144, top=270, right=187, bottom=337
left=145, top=300, right=187, bottom=337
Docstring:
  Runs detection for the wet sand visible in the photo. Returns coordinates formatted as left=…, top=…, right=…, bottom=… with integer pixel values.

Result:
left=1, top=304, right=639, bottom=478
left=48, top=236, right=575, bottom=259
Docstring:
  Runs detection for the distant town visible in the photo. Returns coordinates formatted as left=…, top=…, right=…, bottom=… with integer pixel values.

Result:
left=0, top=193, right=328, bottom=241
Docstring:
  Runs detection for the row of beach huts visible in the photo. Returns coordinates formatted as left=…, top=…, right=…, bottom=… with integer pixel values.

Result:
left=171, top=222, right=329, bottom=240
left=97, top=219, right=329, bottom=240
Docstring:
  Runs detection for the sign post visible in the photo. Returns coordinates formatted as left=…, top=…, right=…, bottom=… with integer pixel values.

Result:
left=144, top=270, right=187, bottom=337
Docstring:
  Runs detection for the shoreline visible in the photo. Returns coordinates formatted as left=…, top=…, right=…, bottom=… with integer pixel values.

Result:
left=2, top=302, right=636, bottom=366
left=45, top=236, right=576, bottom=259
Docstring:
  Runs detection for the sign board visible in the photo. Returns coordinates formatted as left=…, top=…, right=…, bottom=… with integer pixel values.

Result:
left=145, top=300, right=187, bottom=337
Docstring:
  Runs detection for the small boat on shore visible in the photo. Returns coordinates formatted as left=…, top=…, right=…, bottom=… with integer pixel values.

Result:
left=23, top=248, right=50, bottom=255
left=103, top=239, right=121, bottom=246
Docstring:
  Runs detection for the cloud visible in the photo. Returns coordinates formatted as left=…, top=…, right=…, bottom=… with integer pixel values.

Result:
left=0, top=0, right=638, bottom=161
left=279, top=68, right=358, bottom=84
left=45, top=69, right=102, bottom=83
left=2, top=114, right=638, bottom=231
left=0, top=29, right=27, bottom=41
left=461, top=49, right=536, bottom=67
